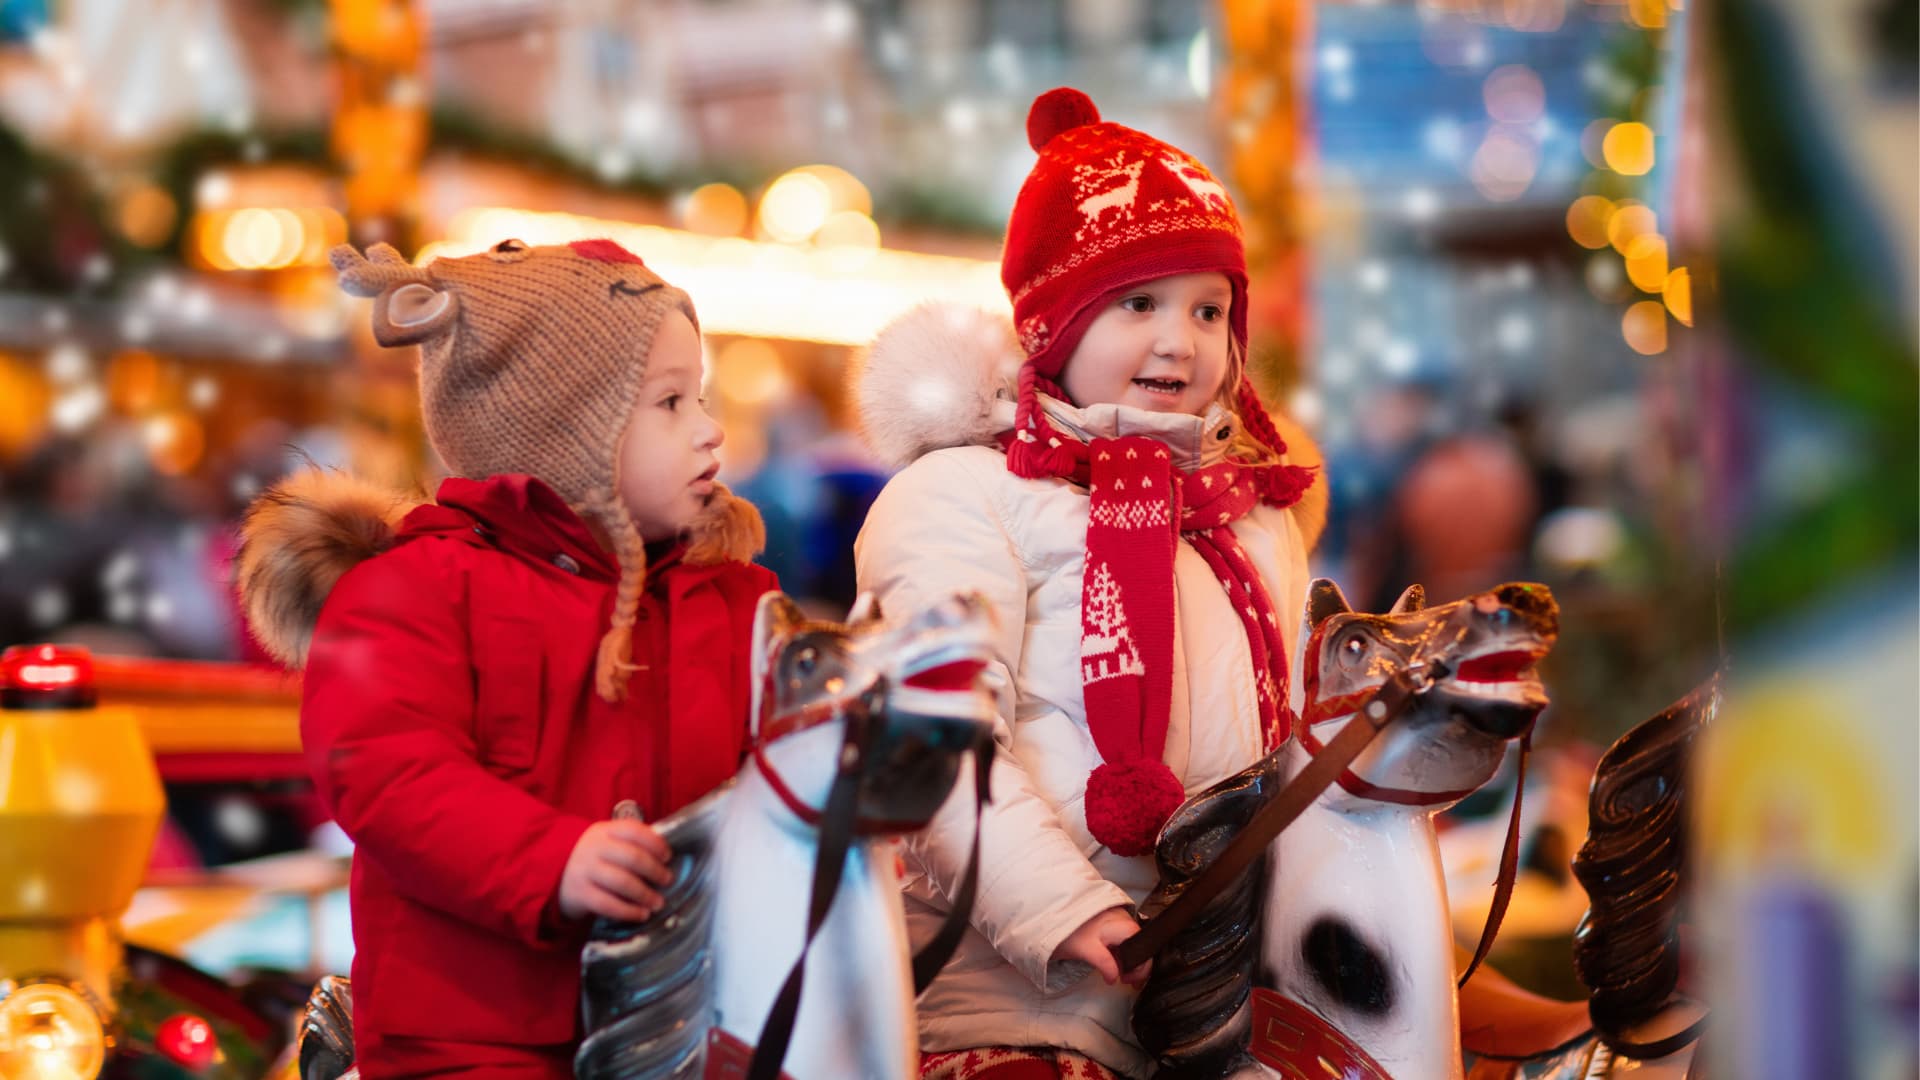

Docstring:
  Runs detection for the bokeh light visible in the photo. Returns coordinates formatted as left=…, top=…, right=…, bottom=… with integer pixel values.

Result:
left=1624, top=234, right=1669, bottom=292
left=758, top=170, right=834, bottom=243
left=105, top=350, right=163, bottom=415
left=1603, top=121, right=1656, bottom=176
left=713, top=338, right=790, bottom=405
left=1482, top=65, right=1546, bottom=125
left=1469, top=129, right=1539, bottom=201
left=1566, top=194, right=1616, bottom=249
left=1664, top=266, right=1694, bottom=325
left=116, top=185, right=178, bottom=248
left=1627, top=0, right=1669, bottom=29
left=1622, top=300, right=1668, bottom=354
left=1607, top=202, right=1658, bottom=254
left=682, top=182, right=749, bottom=238
left=143, top=412, right=206, bottom=476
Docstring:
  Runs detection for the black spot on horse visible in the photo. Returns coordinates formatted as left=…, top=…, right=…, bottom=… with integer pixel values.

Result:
left=1301, top=917, right=1394, bottom=1016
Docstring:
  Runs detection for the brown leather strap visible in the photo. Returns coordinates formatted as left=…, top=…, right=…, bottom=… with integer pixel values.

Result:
left=1112, top=663, right=1437, bottom=973
left=1458, top=727, right=1532, bottom=989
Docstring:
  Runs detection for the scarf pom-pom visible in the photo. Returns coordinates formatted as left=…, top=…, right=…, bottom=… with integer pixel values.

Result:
left=1085, top=759, right=1186, bottom=857
left=1258, top=463, right=1318, bottom=508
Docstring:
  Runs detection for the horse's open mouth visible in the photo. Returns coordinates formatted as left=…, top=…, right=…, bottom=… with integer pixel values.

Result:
left=1452, top=649, right=1546, bottom=685
left=902, top=658, right=988, bottom=692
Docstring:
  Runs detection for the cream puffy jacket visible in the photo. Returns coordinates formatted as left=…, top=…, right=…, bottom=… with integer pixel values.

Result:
left=851, top=305, right=1325, bottom=1077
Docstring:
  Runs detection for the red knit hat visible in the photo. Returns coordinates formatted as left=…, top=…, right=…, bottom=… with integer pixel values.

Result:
left=996, top=90, right=1316, bottom=857
left=1002, top=87, right=1249, bottom=381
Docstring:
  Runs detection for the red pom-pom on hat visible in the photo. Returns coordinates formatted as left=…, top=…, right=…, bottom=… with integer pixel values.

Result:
left=1084, top=758, right=1186, bottom=857
left=1027, top=87, right=1100, bottom=151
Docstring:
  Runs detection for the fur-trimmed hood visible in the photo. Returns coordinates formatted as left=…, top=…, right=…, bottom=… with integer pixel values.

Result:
left=236, top=471, right=422, bottom=669
left=850, top=302, right=1329, bottom=549
left=236, top=471, right=765, bottom=670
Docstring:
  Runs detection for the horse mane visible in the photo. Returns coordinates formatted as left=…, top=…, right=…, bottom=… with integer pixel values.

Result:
left=1133, top=751, right=1287, bottom=1078
left=576, top=785, right=731, bottom=1079
left=1570, top=677, right=1716, bottom=1053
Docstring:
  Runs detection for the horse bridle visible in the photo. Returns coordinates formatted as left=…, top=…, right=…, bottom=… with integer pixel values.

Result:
left=744, top=678, right=993, bottom=1080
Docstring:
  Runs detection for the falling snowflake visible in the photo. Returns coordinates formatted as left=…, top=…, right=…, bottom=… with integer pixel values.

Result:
left=108, top=592, right=138, bottom=624
left=28, top=587, right=67, bottom=627
left=145, top=593, right=174, bottom=625
left=45, top=342, right=89, bottom=383
left=100, top=550, right=137, bottom=590
left=189, top=375, right=219, bottom=410
left=49, top=384, right=105, bottom=432
left=214, top=795, right=269, bottom=850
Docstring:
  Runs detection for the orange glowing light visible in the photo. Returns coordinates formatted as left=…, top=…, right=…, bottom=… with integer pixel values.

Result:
left=683, top=183, right=749, bottom=238
left=1607, top=202, right=1658, bottom=254
left=1624, top=234, right=1669, bottom=292
left=117, top=185, right=179, bottom=249
left=1602, top=122, right=1656, bottom=176
left=106, top=350, right=164, bottom=415
left=1665, top=267, right=1694, bottom=325
left=1622, top=300, right=1668, bottom=355
left=144, top=412, right=206, bottom=476
left=1566, top=195, right=1616, bottom=250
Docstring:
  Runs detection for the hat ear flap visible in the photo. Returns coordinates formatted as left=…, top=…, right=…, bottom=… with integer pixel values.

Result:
left=370, top=282, right=458, bottom=346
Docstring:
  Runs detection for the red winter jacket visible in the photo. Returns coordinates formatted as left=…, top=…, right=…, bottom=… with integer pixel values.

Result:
left=299, top=474, right=776, bottom=1060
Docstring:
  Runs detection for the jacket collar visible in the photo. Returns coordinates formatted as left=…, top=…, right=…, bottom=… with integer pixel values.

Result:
left=1031, top=393, right=1237, bottom=472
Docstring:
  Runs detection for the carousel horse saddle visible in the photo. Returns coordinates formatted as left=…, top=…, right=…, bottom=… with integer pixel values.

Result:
left=1455, top=946, right=1595, bottom=1060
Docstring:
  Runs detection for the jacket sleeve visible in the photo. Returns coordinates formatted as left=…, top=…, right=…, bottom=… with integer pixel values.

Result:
left=854, top=450, right=1133, bottom=992
left=300, top=541, right=591, bottom=948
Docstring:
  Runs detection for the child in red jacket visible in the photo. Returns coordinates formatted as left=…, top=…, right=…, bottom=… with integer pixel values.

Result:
left=238, top=238, right=776, bottom=1076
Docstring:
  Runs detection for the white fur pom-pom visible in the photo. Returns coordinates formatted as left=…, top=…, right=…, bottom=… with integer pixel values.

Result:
left=851, top=302, right=1023, bottom=470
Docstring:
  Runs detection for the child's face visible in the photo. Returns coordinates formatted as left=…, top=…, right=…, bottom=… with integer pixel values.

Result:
left=617, top=312, right=725, bottom=542
left=1060, top=271, right=1232, bottom=417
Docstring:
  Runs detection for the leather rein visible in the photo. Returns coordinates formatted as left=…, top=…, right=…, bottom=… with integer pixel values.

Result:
left=1113, top=650, right=1532, bottom=992
left=744, top=681, right=993, bottom=1080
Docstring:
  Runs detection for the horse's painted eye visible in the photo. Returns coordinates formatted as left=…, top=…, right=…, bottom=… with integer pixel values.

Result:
left=1342, top=636, right=1368, bottom=658
left=488, top=238, right=531, bottom=262
left=793, top=647, right=818, bottom=677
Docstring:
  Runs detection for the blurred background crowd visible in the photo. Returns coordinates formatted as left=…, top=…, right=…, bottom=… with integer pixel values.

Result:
left=0, top=0, right=1911, bottom=1073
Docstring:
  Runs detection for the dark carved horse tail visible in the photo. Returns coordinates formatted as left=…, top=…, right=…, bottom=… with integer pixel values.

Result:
left=1571, top=677, right=1718, bottom=1060
left=1132, top=752, right=1287, bottom=1079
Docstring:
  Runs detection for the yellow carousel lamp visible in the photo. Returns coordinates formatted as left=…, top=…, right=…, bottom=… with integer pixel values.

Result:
left=0, top=644, right=166, bottom=1075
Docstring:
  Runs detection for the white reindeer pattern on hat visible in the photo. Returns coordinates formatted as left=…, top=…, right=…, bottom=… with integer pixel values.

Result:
left=1072, top=153, right=1146, bottom=241
left=1161, top=153, right=1232, bottom=212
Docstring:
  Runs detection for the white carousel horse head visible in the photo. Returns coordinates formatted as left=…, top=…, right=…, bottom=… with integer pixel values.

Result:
left=1296, top=578, right=1558, bottom=807
left=574, top=590, right=998, bottom=1080
left=1134, top=579, right=1561, bottom=1080
left=1132, top=583, right=1709, bottom=1080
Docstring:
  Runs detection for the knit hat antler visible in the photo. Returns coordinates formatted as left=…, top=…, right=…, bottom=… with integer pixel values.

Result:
left=332, top=238, right=763, bottom=703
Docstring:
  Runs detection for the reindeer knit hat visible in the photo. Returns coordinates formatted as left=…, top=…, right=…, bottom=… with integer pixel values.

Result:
left=330, top=238, right=761, bottom=703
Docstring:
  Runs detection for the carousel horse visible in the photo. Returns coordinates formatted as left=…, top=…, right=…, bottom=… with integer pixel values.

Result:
left=290, top=590, right=998, bottom=1080
left=1130, top=579, right=1711, bottom=1080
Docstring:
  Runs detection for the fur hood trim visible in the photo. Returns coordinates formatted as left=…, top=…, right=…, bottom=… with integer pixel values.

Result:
left=851, top=302, right=1023, bottom=470
left=236, top=470, right=421, bottom=668
left=853, top=302, right=1329, bottom=551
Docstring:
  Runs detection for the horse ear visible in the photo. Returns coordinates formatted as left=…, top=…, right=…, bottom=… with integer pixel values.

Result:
left=1307, top=578, right=1353, bottom=628
left=1389, top=584, right=1426, bottom=615
left=749, top=592, right=808, bottom=737
left=753, top=592, right=807, bottom=650
left=846, top=592, right=883, bottom=626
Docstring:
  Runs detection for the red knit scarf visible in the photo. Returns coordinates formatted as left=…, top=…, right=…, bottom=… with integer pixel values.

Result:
left=1001, top=370, right=1316, bottom=855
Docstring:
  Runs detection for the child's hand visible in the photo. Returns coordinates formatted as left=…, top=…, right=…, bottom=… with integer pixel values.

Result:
left=1051, top=906, right=1152, bottom=988
left=558, top=820, right=674, bottom=922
